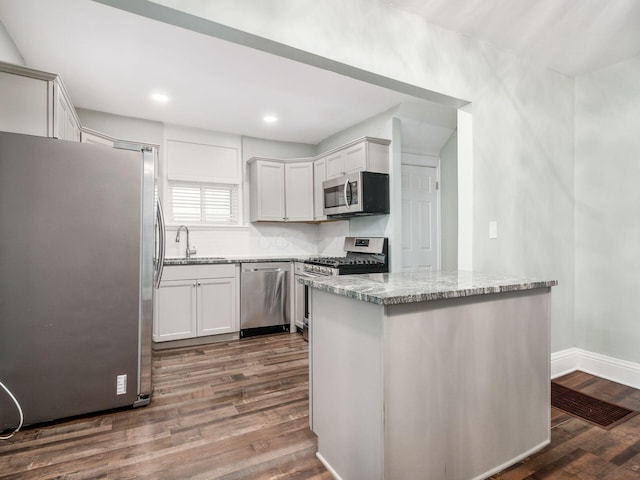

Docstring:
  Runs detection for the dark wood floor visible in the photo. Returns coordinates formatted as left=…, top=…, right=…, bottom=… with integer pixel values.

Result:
left=0, top=333, right=331, bottom=480
left=491, top=371, right=640, bottom=480
left=1, top=334, right=640, bottom=479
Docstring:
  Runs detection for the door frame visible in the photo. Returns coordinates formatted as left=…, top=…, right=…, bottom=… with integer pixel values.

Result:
left=400, top=153, right=441, bottom=271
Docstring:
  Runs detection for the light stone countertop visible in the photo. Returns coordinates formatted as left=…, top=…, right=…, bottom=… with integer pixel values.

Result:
left=300, top=270, right=558, bottom=305
left=163, top=255, right=313, bottom=265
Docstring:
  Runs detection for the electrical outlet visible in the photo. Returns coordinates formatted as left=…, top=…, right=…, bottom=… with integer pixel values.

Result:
left=116, top=374, right=127, bottom=395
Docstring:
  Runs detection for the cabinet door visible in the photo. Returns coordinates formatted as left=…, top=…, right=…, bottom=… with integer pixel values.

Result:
left=66, top=109, right=80, bottom=142
left=285, top=162, right=314, bottom=221
left=255, top=161, right=285, bottom=221
left=198, top=277, right=238, bottom=336
left=314, top=157, right=327, bottom=220
left=154, top=280, right=197, bottom=342
left=343, top=141, right=367, bottom=174
left=54, top=81, right=80, bottom=142
left=325, top=151, right=345, bottom=180
left=0, top=71, right=48, bottom=137
left=54, top=87, right=70, bottom=140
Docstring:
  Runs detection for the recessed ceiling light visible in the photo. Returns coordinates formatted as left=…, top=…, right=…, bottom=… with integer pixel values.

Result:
left=263, top=115, right=277, bottom=123
left=151, top=93, right=169, bottom=103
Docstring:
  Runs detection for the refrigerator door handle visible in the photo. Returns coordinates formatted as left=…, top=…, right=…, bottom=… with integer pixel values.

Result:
left=155, top=198, right=166, bottom=289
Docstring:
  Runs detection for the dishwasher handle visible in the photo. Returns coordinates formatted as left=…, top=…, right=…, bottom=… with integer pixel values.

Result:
left=241, top=262, right=290, bottom=273
left=243, top=268, right=286, bottom=273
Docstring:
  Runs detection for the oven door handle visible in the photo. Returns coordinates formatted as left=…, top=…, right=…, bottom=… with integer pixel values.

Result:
left=302, top=271, right=330, bottom=278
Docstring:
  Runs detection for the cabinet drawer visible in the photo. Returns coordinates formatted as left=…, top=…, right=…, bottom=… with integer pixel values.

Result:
left=161, top=263, right=237, bottom=281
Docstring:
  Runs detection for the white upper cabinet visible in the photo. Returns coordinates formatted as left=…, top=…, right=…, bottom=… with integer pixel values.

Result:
left=324, top=150, right=344, bottom=181
left=0, top=69, right=49, bottom=137
left=343, top=140, right=367, bottom=173
left=324, top=137, right=391, bottom=180
left=249, top=158, right=314, bottom=222
left=53, top=79, right=80, bottom=142
left=284, top=162, right=314, bottom=221
left=314, top=157, right=327, bottom=221
left=0, top=62, right=81, bottom=142
left=250, top=159, right=286, bottom=221
left=249, top=137, right=390, bottom=223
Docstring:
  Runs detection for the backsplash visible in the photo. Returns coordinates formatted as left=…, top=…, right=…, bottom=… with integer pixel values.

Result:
left=164, top=218, right=384, bottom=259
left=166, top=222, right=345, bottom=259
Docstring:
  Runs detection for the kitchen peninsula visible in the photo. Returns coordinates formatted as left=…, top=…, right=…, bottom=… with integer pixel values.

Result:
left=302, top=271, right=557, bottom=480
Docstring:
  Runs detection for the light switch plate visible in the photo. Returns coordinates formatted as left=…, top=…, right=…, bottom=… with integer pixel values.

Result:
left=489, top=221, right=498, bottom=239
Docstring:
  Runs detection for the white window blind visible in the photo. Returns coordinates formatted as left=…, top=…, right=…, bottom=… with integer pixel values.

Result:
left=169, top=182, right=239, bottom=225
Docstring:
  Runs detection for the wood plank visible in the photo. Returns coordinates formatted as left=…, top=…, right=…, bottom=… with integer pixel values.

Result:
left=0, top=333, right=331, bottom=480
left=3, top=335, right=640, bottom=480
left=491, top=371, right=640, bottom=480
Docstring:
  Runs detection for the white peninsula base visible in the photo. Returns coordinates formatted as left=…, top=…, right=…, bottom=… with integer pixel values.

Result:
left=310, top=287, right=552, bottom=480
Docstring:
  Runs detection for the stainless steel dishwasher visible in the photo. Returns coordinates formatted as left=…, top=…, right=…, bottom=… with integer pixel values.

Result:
left=240, top=262, right=290, bottom=337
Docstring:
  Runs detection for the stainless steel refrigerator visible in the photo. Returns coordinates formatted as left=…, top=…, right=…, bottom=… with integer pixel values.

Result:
left=0, top=131, right=158, bottom=432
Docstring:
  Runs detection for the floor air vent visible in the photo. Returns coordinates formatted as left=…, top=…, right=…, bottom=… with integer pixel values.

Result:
left=551, top=381, right=639, bottom=430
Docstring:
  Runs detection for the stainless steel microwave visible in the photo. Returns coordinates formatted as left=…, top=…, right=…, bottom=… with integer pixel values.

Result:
left=322, top=171, right=390, bottom=218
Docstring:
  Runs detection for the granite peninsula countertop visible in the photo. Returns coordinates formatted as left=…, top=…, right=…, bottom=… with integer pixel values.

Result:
left=300, top=270, right=558, bottom=305
left=164, top=255, right=312, bottom=265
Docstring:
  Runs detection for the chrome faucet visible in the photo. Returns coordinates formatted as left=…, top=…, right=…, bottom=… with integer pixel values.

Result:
left=175, top=225, right=197, bottom=259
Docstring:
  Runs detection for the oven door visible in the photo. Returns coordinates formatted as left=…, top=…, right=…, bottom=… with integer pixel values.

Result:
left=322, top=172, right=363, bottom=216
left=303, top=283, right=310, bottom=341
left=299, top=268, right=333, bottom=342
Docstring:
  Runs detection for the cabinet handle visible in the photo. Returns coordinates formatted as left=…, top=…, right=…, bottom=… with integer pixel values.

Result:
left=197, top=282, right=201, bottom=287
left=193, top=282, right=197, bottom=287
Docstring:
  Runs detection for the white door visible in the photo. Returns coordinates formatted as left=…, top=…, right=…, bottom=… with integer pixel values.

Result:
left=401, top=164, right=439, bottom=271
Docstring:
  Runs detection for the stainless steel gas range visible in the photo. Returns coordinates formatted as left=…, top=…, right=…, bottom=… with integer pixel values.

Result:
left=294, top=236, right=388, bottom=340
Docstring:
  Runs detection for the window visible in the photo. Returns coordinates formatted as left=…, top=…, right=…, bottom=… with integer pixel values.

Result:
left=169, top=182, right=239, bottom=225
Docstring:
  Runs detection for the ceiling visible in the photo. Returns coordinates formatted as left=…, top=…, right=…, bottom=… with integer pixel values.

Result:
left=388, top=0, right=640, bottom=76
left=1, top=0, right=638, bottom=145
left=0, top=0, right=430, bottom=144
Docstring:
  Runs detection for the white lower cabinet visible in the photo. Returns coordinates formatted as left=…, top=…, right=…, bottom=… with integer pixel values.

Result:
left=154, top=264, right=239, bottom=342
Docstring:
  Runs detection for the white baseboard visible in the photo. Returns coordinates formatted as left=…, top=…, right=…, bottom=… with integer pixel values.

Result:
left=551, top=348, right=640, bottom=390
left=550, top=348, right=581, bottom=379
left=316, top=452, right=342, bottom=480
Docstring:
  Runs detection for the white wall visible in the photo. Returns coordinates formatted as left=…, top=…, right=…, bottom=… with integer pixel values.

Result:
left=77, top=110, right=322, bottom=258
left=317, top=107, right=394, bottom=153
left=242, top=136, right=316, bottom=160
left=152, top=0, right=576, bottom=352
left=574, top=55, right=640, bottom=364
left=0, top=19, right=23, bottom=65
left=77, top=108, right=163, bottom=146
left=163, top=126, right=320, bottom=258
left=440, top=130, right=458, bottom=270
